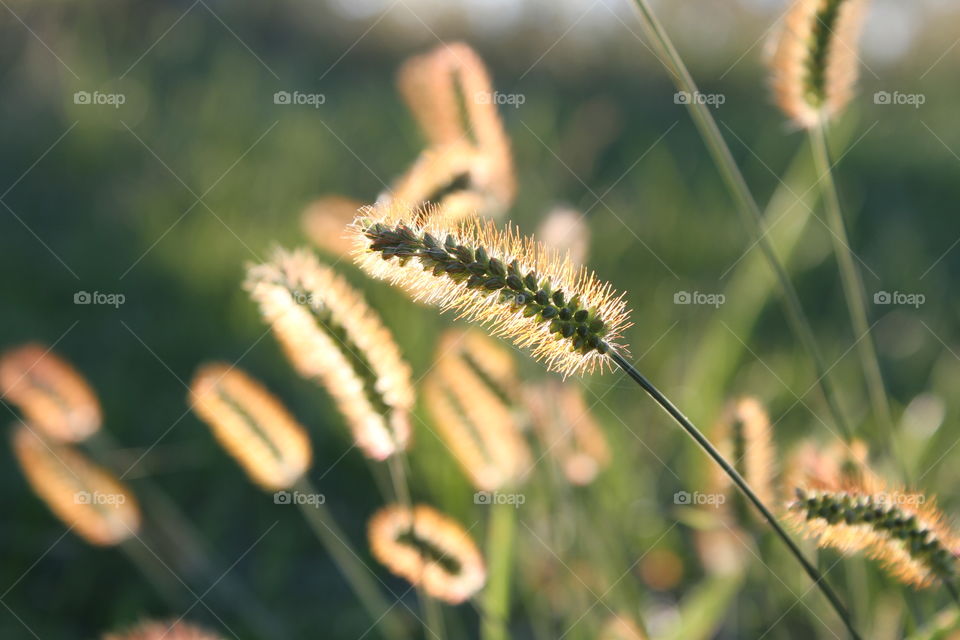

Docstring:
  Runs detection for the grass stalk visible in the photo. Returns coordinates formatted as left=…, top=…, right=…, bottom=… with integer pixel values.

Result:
left=627, top=0, right=853, bottom=441
left=608, top=349, right=861, bottom=640
left=809, top=124, right=896, bottom=449
left=481, top=499, right=517, bottom=640
left=293, top=476, right=408, bottom=640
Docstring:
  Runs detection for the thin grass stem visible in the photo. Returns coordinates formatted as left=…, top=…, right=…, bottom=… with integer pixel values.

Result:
left=293, top=476, right=408, bottom=640
left=481, top=499, right=516, bottom=640
left=608, top=349, right=861, bottom=640
left=627, top=0, right=853, bottom=441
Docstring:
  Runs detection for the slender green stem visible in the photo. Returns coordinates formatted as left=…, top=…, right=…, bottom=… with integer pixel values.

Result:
left=809, top=124, right=896, bottom=449
left=294, top=477, right=408, bottom=640
left=481, top=500, right=517, bottom=640
left=119, top=537, right=190, bottom=610
left=386, top=454, right=447, bottom=640
left=608, top=350, right=861, bottom=640
left=627, top=0, right=853, bottom=441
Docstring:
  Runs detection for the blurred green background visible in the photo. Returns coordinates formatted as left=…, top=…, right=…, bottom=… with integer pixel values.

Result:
left=3, top=0, right=960, bottom=638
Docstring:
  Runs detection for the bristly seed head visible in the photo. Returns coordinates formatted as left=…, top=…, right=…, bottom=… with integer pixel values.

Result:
left=350, top=203, right=631, bottom=376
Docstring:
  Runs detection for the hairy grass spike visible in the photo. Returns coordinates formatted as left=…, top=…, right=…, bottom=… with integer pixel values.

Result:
left=425, top=332, right=530, bottom=490
left=103, top=620, right=222, bottom=640
left=786, top=484, right=959, bottom=589
left=301, top=195, right=365, bottom=259
left=783, top=437, right=882, bottom=500
left=189, top=363, right=312, bottom=491
left=711, top=397, right=775, bottom=507
left=0, top=343, right=101, bottom=442
left=350, top=203, right=631, bottom=376
left=769, top=0, right=869, bottom=128
left=525, top=380, right=611, bottom=485
left=245, top=248, right=414, bottom=460
left=368, top=503, right=486, bottom=604
left=13, top=425, right=141, bottom=546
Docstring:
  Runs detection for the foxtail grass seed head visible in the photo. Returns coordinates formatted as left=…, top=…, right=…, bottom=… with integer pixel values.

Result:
left=0, top=343, right=101, bottom=442
left=710, top=397, right=775, bottom=506
left=302, top=195, right=365, bottom=259
left=13, top=425, right=141, bottom=546
left=525, top=380, right=610, bottom=486
left=396, top=42, right=515, bottom=215
left=189, top=363, right=312, bottom=491
left=425, top=333, right=530, bottom=491
left=783, top=437, right=881, bottom=499
left=787, top=485, right=959, bottom=588
left=368, top=503, right=486, bottom=604
left=536, top=207, right=590, bottom=267
left=245, top=248, right=414, bottom=460
left=350, top=203, right=631, bottom=376
left=599, top=616, right=647, bottom=640
left=769, top=0, right=868, bottom=128
left=438, top=329, right=522, bottom=409
left=103, top=620, right=223, bottom=640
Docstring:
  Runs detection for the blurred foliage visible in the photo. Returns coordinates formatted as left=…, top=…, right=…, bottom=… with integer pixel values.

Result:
left=3, top=1, right=960, bottom=638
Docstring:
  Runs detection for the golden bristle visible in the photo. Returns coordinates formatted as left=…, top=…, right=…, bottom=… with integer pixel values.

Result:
left=351, top=203, right=631, bottom=377
left=783, top=437, right=882, bottom=499
left=536, top=207, right=590, bottom=267
left=301, top=195, right=365, bottom=258
left=440, top=328, right=522, bottom=408
left=13, top=425, right=140, bottom=546
left=189, top=363, right=312, bottom=491
left=0, top=343, right=101, bottom=442
left=368, top=503, right=486, bottom=604
left=769, top=0, right=868, bottom=128
left=525, top=380, right=610, bottom=486
left=425, top=331, right=530, bottom=491
left=395, top=42, right=515, bottom=217
left=710, top=397, right=775, bottom=506
left=103, top=620, right=222, bottom=640
left=599, top=616, right=647, bottom=640
left=245, top=248, right=414, bottom=460
left=786, top=481, right=959, bottom=589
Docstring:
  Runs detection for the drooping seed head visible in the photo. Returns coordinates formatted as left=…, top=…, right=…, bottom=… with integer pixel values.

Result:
left=13, top=425, right=141, bottom=546
left=783, top=437, right=882, bottom=500
left=350, top=203, right=631, bottom=377
left=302, top=195, right=365, bottom=259
left=769, top=0, right=869, bottom=128
left=103, top=620, right=223, bottom=640
left=0, top=343, right=101, bottom=442
left=368, top=503, right=486, bottom=604
left=710, top=397, right=775, bottom=508
left=786, top=483, right=958, bottom=588
left=425, top=330, right=530, bottom=491
left=525, top=380, right=611, bottom=486
left=189, top=363, right=312, bottom=491
left=245, top=248, right=414, bottom=460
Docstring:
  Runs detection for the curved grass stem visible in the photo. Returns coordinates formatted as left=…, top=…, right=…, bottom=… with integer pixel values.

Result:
left=294, top=476, right=408, bottom=640
left=608, top=350, right=861, bottom=640
left=481, top=499, right=516, bottom=640
left=809, top=124, right=897, bottom=459
left=627, top=0, right=853, bottom=442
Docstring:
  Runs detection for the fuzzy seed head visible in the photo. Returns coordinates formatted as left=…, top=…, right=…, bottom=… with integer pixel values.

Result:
left=368, top=503, right=486, bottom=604
left=711, top=397, right=775, bottom=507
left=599, top=616, right=647, bottom=640
left=525, top=380, right=611, bottom=485
left=350, top=203, right=631, bottom=376
left=769, top=0, right=868, bottom=128
left=103, top=620, right=222, bottom=640
left=13, top=425, right=141, bottom=546
left=245, top=248, right=414, bottom=460
left=0, top=344, right=101, bottom=442
left=787, top=483, right=959, bottom=588
left=302, top=195, right=365, bottom=259
left=425, top=330, right=530, bottom=491
left=189, top=363, right=312, bottom=491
